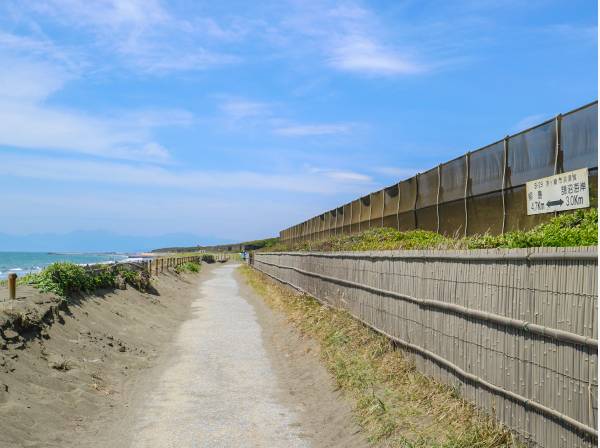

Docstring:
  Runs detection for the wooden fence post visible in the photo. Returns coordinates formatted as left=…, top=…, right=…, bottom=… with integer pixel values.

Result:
left=8, top=273, right=17, bottom=300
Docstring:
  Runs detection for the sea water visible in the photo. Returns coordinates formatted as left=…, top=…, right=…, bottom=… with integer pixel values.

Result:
left=0, top=252, right=131, bottom=279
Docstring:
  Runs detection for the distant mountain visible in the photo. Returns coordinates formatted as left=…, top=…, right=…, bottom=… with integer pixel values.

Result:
left=0, top=230, right=228, bottom=253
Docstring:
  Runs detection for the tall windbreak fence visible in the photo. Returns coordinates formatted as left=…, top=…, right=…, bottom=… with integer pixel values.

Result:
left=280, top=102, right=598, bottom=242
left=252, top=248, right=598, bottom=447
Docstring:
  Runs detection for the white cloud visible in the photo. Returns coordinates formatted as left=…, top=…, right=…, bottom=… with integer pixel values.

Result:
left=273, top=123, right=352, bottom=136
left=0, top=45, right=191, bottom=162
left=281, top=1, right=426, bottom=77
left=32, top=0, right=170, bottom=29
left=0, top=58, right=68, bottom=101
left=308, top=166, right=372, bottom=183
left=1, top=154, right=375, bottom=195
left=329, top=35, right=423, bottom=75
left=216, top=97, right=359, bottom=137
left=23, top=0, right=240, bottom=73
left=325, top=170, right=371, bottom=182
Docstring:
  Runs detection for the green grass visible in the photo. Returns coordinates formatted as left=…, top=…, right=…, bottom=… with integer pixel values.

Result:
left=268, top=208, right=597, bottom=252
left=174, top=261, right=201, bottom=274
left=241, top=265, right=517, bottom=447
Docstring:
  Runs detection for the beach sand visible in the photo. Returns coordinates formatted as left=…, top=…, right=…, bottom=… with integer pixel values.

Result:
left=0, top=263, right=364, bottom=448
left=0, top=268, right=202, bottom=447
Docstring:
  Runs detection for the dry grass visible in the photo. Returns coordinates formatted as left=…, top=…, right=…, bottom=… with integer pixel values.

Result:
left=241, top=265, right=519, bottom=448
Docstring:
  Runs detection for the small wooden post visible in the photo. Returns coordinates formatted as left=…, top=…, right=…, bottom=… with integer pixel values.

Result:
left=8, top=273, right=17, bottom=300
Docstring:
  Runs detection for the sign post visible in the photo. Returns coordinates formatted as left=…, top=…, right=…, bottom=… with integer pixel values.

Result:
left=526, top=168, right=590, bottom=215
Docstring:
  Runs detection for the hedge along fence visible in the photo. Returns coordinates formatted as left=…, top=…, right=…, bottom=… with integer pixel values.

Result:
left=252, top=247, right=598, bottom=448
left=281, top=101, right=598, bottom=242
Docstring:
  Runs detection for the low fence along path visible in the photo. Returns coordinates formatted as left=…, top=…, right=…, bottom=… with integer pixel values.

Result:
left=253, top=247, right=598, bottom=448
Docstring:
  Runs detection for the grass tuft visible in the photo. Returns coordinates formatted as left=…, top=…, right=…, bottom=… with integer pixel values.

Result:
left=240, top=265, right=518, bottom=447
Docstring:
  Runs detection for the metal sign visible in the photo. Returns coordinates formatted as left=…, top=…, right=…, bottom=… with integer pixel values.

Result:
left=526, top=168, right=590, bottom=215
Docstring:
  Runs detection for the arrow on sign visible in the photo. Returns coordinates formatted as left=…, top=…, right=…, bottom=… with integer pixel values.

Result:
left=546, top=199, right=564, bottom=207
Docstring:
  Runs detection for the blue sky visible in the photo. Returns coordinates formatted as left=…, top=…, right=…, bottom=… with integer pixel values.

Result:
left=0, top=0, right=597, bottom=249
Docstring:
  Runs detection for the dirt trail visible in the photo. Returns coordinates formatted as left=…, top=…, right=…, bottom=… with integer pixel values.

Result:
left=0, top=263, right=365, bottom=448
left=119, top=263, right=365, bottom=448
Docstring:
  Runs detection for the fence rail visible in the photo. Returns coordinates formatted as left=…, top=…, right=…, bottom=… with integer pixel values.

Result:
left=253, top=247, right=598, bottom=447
left=281, top=101, right=598, bottom=242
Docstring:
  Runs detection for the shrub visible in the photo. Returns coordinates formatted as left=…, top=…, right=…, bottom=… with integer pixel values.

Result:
left=33, top=263, right=105, bottom=296
left=201, top=254, right=216, bottom=263
left=22, top=262, right=152, bottom=297
left=114, top=265, right=148, bottom=290
left=175, top=261, right=201, bottom=274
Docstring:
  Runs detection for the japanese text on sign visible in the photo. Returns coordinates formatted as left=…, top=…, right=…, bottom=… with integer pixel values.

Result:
left=526, top=168, right=590, bottom=215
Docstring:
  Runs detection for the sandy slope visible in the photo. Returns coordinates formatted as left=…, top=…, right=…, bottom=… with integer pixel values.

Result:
left=0, top=269, right=202, bottom=448
left=0, top=263, right=365, bottom=448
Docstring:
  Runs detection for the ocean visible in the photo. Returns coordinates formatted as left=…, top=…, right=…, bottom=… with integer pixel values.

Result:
left=0, top=252, right=133, bottom=279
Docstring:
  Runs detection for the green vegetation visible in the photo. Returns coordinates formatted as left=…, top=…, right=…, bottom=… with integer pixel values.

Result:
left=32, top=263, right=115, bottom=297
left=467, top=208, right=597, bottom=248
left=201, top=254, right=216, bottom=264
left=268, top=209, right=597, bottom=252
left=241, top=266, right=516, bottom=447
left=8, top=263, right=149, bottom=297
left=152, top=236, right=279, bottom=254
left=239, top=237, right=279, bottom=250
left=174, top=261, right=201, bottom=274
left=115, top=266, right=147, bottom=291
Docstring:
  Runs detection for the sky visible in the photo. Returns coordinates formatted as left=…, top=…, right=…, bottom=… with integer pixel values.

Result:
left=0, top=0, right=597, bottom=250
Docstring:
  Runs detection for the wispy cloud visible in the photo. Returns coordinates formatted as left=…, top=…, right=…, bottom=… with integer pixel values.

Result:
left=2, top=153, right=374, bottom=195
left=280, top=1, right=427, bottom=77
left=18, top=0, right=241, bottom=73
left=308, top=166, right=372, bottom=183
left=329, top=35, right=424, bottom=76
left=217, top=96, right=358, bottom=137
left=273, top=123, right=352, bottom=136
left=0, top=40, right=191, bottom=162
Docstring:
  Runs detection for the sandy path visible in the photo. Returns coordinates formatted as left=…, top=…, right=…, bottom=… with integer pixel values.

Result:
left=126, top=263, right=365, bottom=448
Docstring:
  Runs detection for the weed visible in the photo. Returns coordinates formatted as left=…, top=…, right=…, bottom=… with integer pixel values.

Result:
left=50, top=358, right=73, bottom=371
left=240, top=265, right=517, bottom=447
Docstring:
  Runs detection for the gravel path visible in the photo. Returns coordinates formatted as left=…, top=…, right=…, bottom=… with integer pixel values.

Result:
left=128, top=263, right=362, bottom=448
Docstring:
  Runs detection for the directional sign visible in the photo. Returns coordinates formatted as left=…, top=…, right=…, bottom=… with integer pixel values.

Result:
left=526, top=168, right=590, bottom=215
